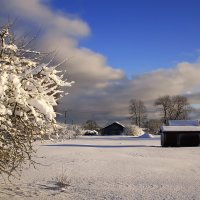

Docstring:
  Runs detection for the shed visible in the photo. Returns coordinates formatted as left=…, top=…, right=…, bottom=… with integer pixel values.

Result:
left=101, top=122, right=124, bottom=135
left=160, top=120, right=200, bottom=147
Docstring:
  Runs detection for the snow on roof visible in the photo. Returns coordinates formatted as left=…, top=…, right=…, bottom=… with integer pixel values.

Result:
left=113, top=121, right=125, bottom=127
left=102, top=121, right=125, bottom=129
left=168, top=120, right=199, bottom=126
left=161, top=126, right=200, bottom=132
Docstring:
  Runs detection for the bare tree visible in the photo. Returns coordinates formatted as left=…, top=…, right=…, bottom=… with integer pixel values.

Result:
left=144, top=119, right=163, bottom=134
left=155, top=95, right=171, bottom=125
left=155, top=95, right=192, bottom=124
left=129, top=99, right=147, bottom=127
left=83, top=120, right=100, bottom=131
left=170, top=95, right=192, bottom=120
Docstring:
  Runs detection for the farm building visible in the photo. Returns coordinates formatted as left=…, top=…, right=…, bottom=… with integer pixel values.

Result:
left=101, top=122, right=124, bottom=135
left=160, top=120, right=200, bottom=147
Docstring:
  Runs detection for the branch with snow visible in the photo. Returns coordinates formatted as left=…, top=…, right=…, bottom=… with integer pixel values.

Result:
left=0, top=24, right=73, bottom=178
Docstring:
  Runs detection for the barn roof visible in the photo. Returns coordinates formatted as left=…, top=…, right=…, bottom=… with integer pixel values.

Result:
left=102, top=121, right=125, bottom=129
left=161, top=126, right=200, bottom=132
left=113, top=121, right=125, bottom=127
left=168, top=120, right=199, bottom=126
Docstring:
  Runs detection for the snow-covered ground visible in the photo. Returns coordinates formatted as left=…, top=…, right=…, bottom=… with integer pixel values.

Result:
left=1, top=135, right=200, bottom=200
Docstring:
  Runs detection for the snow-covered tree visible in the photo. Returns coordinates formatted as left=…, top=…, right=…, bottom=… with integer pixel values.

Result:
left=0, top=23, right=73, bottom=177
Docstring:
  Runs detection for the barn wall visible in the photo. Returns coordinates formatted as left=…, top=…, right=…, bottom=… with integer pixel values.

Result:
left=162, top=132, right=200, bottom=147
left=101, top=124, right=124, bottom=135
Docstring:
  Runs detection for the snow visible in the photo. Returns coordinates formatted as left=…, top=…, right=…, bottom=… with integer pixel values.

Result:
left=114, top=121, right=125, bottom=127
left=124, top=125, right=144, bottom=136
left=103, top=121, right=125, bottom=128
left=11, top=75, right=21, bottom=86
left=0, top=27, right=74, bottom=179
left=84, top=130, right=98, bottom=135
left=0, top=71, right=8, bottom=97
left=161, top=126, right=200, bottom=132
left=168, top=120, right=199, bottom=126
left=4, top=44, right=18, bottom=51
left=27, top=98, right=56, bottom=120
left=0, top=104, right=12, bottom=115
left=0, top=27, right=73, bottom=137
left=0, top=104, right=7, bottom=115
left=138, top=133, right=154, bottom=138
left=1, top=136, right=200, bottom=200
left=161, top=120, right=200, bottom=132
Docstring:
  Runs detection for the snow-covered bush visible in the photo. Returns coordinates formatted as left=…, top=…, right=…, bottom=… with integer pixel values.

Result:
left=46, top=123, right=84, bottom=140
left=83, top=130, right=98, bottom=136
left=0, top=24, right=73, bottom=177
left=124, top=125, right=144, bottom=136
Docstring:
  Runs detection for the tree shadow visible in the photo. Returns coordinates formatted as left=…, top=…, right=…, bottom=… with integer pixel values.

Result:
left=78, top=136, right=160, bottom=141
left=42, top=144, right=160, bottom=148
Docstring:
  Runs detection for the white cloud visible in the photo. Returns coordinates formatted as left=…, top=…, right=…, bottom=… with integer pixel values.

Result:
left=64, top=61, right=200, bottom=123
left=1, top=0, right=200, bottom=124
left=0, top=0, right=125, bottom=123
left=1, top=0, right=90, bottom=37
left=1, top=0, right=125, bottom=82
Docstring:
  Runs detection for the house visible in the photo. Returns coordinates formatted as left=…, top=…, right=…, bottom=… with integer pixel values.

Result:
left=160, top=120, right=200, bottom=147
left=101, top=122, right=124, bottom=135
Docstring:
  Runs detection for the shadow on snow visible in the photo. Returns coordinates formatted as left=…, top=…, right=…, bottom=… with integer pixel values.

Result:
left=78, top=136, right=160, bottom=141
left=42, top=144, right=160, bottom=148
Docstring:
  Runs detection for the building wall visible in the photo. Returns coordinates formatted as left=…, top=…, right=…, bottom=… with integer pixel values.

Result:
left=101, top=123, right=124, bottom=135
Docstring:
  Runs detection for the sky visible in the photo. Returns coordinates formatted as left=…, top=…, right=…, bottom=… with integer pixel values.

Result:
left=1, top=0, right=200, bottom=125
left=49, top=0, right=200, bottom=77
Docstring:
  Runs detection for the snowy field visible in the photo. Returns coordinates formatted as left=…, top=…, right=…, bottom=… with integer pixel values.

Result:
left=1, top=135, right=200, bottom=200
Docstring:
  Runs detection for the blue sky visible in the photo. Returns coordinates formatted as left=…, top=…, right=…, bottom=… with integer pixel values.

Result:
left=48, top=0, right=200, bottom=77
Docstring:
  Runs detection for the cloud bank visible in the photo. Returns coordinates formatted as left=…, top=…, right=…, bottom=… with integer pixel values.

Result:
left=1, top=0, right=200, bottom=124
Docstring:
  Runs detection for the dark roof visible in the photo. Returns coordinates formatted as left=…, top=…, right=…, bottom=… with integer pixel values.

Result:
left=102, top=121, right=125, bottom=129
